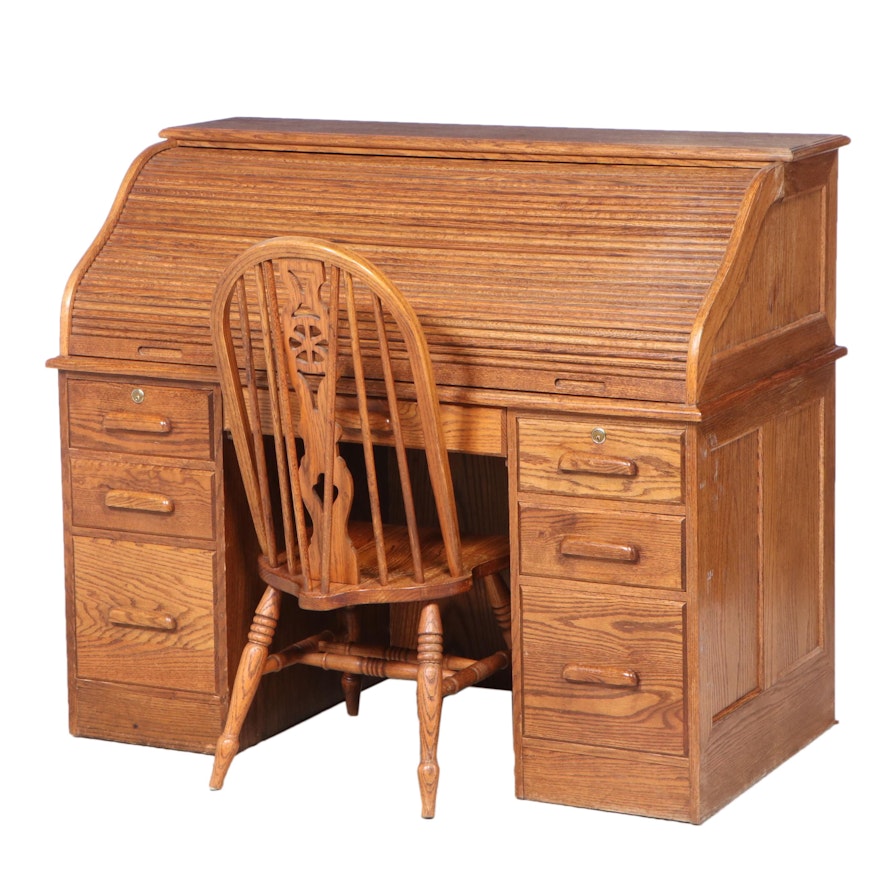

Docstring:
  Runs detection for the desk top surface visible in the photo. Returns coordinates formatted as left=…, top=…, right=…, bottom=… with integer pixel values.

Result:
left=160, top=118, right=849, bottom=163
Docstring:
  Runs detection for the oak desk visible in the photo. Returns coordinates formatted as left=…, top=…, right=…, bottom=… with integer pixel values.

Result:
left=49, top=119, right=847, bottom=822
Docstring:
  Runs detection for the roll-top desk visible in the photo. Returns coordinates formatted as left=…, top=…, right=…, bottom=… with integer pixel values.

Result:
left=49, top=119, right=848, bottom=822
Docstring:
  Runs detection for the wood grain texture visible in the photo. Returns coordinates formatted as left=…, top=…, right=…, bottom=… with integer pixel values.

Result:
left=700, top=429, right=762, bottom=720
left=160, top=118, right=849, bottom=163
left=518, top=416, right=683, bottom=502
left=520, top=584, right=685, bottom=755
left=67, top=378, right=213, bottom=459
left=209, top=237, right=511, bottom=814
left=696, top=153, right=840, bottom=401
left=50, top=120, right=846, bottom=822
left=764, top=399, right=824, bottom=683
left=69, top=455, right=215, bottom=540
left=73, top=536, right=215, bottom=692
left=67, top=139, right=764, bottom=404
left=519, top=503, right=684, bottom=589
left=72, top=679, right=222, bottom=753
left=521, top=738, right=691, bottom=821
left=253, top=392, right=505, bottom=457
left=695, top=373, right=836, bottom=818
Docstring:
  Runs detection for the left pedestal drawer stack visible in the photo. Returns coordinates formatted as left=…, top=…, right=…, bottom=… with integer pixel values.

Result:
left=60, top=374, right=225, bottom=752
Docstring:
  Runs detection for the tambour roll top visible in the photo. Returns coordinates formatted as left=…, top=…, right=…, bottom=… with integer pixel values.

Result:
left=61, top=119, right=848, bottom=406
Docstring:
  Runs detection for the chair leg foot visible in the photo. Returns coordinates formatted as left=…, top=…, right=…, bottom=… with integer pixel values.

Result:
left=341, top=672, right=362, bottom=716
left=209, top=586, right=281, bottom=790
left=417, top=602, right=443, bottom=818
left=340, top=607, right=363, bottom=716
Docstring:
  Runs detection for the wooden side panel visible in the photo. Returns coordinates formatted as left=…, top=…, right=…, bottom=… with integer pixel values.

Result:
left=696, top=371, right=836, bottom=819
left=698, top=154, right=840, bottom=402
left=701, top=430, right=761, bottom=719
left=715, top=190, right=824, bottom=351
left=764, top=400, right=824, bottom=682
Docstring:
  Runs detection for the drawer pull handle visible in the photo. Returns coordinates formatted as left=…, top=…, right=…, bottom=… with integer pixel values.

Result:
left=562, top=664, right=640, bottom=688
left=104, top=489, right=175, bottom=515
left=560, top=537, right=640, bottom=564
left=558, top=452, right=638, bottom=477
left=103, top=412, right=172, bottom=435
left=108, top=607, right=178, bottom=632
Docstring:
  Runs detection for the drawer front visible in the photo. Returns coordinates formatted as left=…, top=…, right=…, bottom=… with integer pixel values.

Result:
left=518, top=418, right=683, bottom=503
left=520, top=503, right=683, bottom=590
left=73, top=536, right=216, bottom=693
left=521, top=584, right=685, bottom=755
left=70, top=456, right=214, bottom=540
left=68, top=379, right=213, bottom=459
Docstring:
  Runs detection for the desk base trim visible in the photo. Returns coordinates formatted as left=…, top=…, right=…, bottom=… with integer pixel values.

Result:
left=519, top=737, right=692, bottom=822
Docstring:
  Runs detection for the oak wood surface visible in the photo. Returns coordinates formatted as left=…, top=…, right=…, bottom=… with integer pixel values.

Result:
left=51, top=119, right=846, bottom=823
left=69, top=455, right=215, bottom=540
left=160, top=118, right=849, bottom=163
left=518, top=416, right=684, bottom=502
left=521, top=584, right=685, bottom=755
left=67, top=378, right=214, bottom=459
left=74, top=535, right=215, bottom=692
left=65, top=141, right=761, bottom=404
left=519, top=504, right=684, bottom=590
left=521, top=738, right=691, bottom=820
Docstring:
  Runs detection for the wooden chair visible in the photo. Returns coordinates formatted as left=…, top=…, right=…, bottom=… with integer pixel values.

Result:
left=209, top=236, right=511, bottom=817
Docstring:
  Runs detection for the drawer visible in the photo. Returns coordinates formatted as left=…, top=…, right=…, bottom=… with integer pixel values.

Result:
left=519, top=503, right=683, bottom=590
left=70, top=456, right=214, bottom=540
left=521, top=583, right=685, bottom=755
left=73, top=536, right=216, bottom=693
left=518, top=417, right=683, bottom=502
left=67, top=379, right=213, bottom=459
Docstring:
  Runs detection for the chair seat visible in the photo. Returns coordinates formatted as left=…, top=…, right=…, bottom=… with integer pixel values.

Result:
left=259, top=521, right=509, bottom=610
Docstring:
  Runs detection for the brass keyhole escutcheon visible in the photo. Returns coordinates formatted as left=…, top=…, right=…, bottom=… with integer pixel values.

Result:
left=591, top=427, right=606, bottom=444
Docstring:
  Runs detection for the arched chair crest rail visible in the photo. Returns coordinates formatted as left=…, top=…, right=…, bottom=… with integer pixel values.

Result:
left=208, top=235, right=512, bottom=817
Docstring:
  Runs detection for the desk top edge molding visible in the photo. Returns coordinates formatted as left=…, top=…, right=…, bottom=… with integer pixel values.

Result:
left=159, top=117, right=850, bottom=164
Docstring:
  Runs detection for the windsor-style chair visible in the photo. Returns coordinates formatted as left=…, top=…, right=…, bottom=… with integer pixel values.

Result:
left=208, top=236, right=512, bottom=817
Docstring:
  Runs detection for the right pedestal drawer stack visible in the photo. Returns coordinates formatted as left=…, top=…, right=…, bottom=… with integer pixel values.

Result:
left=511, top=365, right=836, bottom=823
left=512, top=413, right=691, bottom=819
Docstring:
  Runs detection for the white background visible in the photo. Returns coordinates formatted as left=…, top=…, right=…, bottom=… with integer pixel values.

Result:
left=3, top=2, right=876, bottom=877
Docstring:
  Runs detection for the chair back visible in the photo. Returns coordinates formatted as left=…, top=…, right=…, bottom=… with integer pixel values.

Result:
left=212, top=236, right=463, bottom=598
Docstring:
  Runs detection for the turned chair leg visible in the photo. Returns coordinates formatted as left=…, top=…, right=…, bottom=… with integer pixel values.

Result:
left=340, top=607, right=363, bottom=716
left=210, top=586, right=282, bottom=790
left=483, top=571, right=513, bottom=650
left=416, top=602, right=443, bottom=818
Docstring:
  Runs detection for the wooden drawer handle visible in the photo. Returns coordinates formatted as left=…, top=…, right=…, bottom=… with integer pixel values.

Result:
left=104, top=489, right=175, bottom=515
left=103, top=412, right=172, bottom=434
left=108, top=607, right=178, bottom=632
left=560, top=537, right=640, bottom=564
left=562, top=664, right=640, bottom=688
left=557, top=452, right=638, bottom=477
